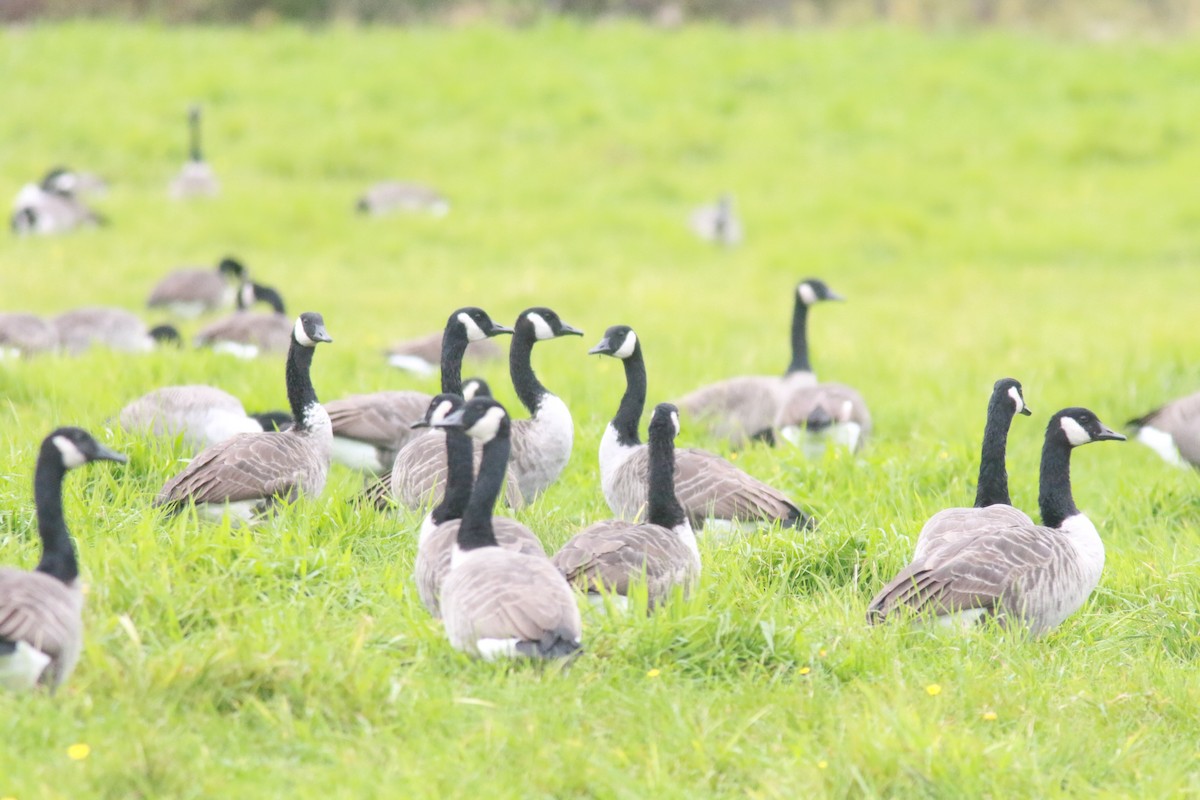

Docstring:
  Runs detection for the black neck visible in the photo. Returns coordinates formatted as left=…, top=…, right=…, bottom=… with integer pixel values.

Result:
left=33, top=441, right=77, bottom=584
left=509, top=327, right=549, bottom=415
left=189, top=114, right=203, bottom=162
left=645, top=425, right=685, bottom=529
left=431, top=430, right=474, bottom=525
left=1038, top=433, right=1078, bottom=529
left=456, top=435, right=509, bottom=551
left=785, top=297, right=812, bottom=374
left=974, top=392, right=1016, bottom=507
left=611, top=345, right=646, bottom=447
left=440, top=327, right=469, bottom=395
left=257, top=285, right=285, bottom=315
left=285, top=339, right=319, bottom=431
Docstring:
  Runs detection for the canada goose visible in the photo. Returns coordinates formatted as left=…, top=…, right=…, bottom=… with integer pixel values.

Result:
left=0, top=428, right=125, bottom=691
left=591, top=325, right=812, bottom=531
left=146, top=257, right=247, bottom=318
left=553, top=402, right=700, bottom=611
left=432, top=398, right=581, bottom=660
left=169, top=105, right=219, bottom=199
left=385, top=331, right=503, bottom=377
left=193, top=281, right=290, bottom=358
left=675, top=278, right=844, bottom=448
left=0, top=313, right=58, bottom=358
left=118, top=385, right=292, bottom=453
left=10, top=168, right=104, bottom=236
left=689, top=193, right=743, bottom=246
left=867, top=408, right=1125, bottom=635
left=356, top=181, right=449, bottom=217
left=774, top=381, right=873, bottom=457
left=155, top=313, right=333, bottom=522
left=51, top=308, right=180, bottom=355
left=412, top=394, right=546, bottom=618
left=1127, top=390, right=1200, bottom=468
left=910, top=378, right=1034, bottom=562
left=333, top=307, right=513, bottom=477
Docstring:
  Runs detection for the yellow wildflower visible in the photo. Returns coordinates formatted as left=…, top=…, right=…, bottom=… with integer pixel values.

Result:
left=67, top=743, right=91, bottom=761
left=925, top=684, right=942, bottom=696
left=982, top=710, right=998, bottom=721
left=646, top=668, right=661, bottom=678
left=799, top=667, right=811, bottom=675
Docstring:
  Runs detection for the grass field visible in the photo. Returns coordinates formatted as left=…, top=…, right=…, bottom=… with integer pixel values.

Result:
left=3, top=20, right=1200, bottom=798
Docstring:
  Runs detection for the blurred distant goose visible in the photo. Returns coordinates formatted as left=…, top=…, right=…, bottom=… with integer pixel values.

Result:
left=10, top=168, right=104, bottom=236
left=1127, top=390, right=1200, bottom=468
left=356, top=181, right=449, bottom=217
left=193, top=281, right=290, bottom=358
left=591, top=324, right=812, bottom=532
left=867, top=408, right=1125, bottom=635
left=385, top=330, right=503, bottom=377
left=911, top=378, right=1033, bottom=562
left=413, top=393, right=546, bottom=618
left=169, top=105, right=219, bottom=199
left=155, top=313, right=333, bottom=522
left=146, top=256, right=246, bottom=318
left=676, top=278, right=843, bottom=448
left=118, top=385, right=292, bottom=453
left=0, top=428, right=125, bottom=691
left=51, top=308, right=180, bottom=355
left=0, top=313, right=58, bottom=358
left=432, top=398, right=581, bottom=661
left=553, top=403, right=700, bottom=611
left=689, top=192, right=742, bottom=246
left=774, top=381, right=873, bottom=457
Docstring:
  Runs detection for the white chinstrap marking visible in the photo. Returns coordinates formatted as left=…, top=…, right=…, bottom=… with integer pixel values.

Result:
left=462, top=381, right=483, bottom=401
left=526, top=312, right=555, bottom=341
left=798, top=282, right=818, bottom=305
left=430, top=400, right=455, bottom=425
left=670, top=410, right=681, bottom=437
left=457, top=312, right=487, bottom=342
left=1007, top=385, right=1025, bottom=414
left=52, top=436, right=87, bottom=469
left=465, top=406, right=506, bottom=443
left=613, top=331, right=638, bottom=359
left=1060, top=416, right=1091, bottom=446
left=293, top=317, right=316, bottom=347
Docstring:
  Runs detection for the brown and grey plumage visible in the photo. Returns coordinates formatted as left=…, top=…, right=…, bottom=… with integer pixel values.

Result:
left=118, top=384, right=291, bottom=453
left=169, top=106, right=219, bottom=199
left=385, top=330, right=503, bottom=376
left=146, top=257, right=246, bottom=318
left=155, top=313, right=333, bottom=522
left=1127, top=390, right=1200, bottom=468
left=868, top=408, right=1125, bottom=636
left=326, top=391, right=431, bottom=474
left=0, top=313, right=58, bottom=357
left=51, top=307, right=180, bottom=355
left=11, top=168, right=104, bottom=236
left=356, top=181, right=449, bottom=217
left=774, top=381, right=872, bottom=456
left=193, top=281, right=289, bottom=358
left=0, top=427, right=125, bottom=691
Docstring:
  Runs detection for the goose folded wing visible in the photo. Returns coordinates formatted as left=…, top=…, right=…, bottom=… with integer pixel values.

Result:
left=156, top=434, right=316, bottom=506
left=673, top=448, right=800, bottom=522
left=326, top=392, right=429, bottom=449
left=0, top=570, right=78, bottom=659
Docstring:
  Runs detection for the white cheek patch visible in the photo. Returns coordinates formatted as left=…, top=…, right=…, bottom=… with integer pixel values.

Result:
left=613, top=331, right=638, bottom=359
left=431, top=400, right=456, bottom=425
left=293, top=318, right=316, bottom=347
left=466, top=406, right=506, bottom=442
left=1008, top=386, right=1025, bottom=414
left=527, top=312, right=555, bottom=341
left=457, top=312, right=487, bottom=342
left=798, top=283, right=818, bottom=306
left=671, top=411, right=680, bottom=437
left=52, top=436, right=87, bottom=469
left=463, top=381, right=481, bottom=401
left=1060, top=416, right=1092, bottom=446
left=240, top=284, right=255, bottom=307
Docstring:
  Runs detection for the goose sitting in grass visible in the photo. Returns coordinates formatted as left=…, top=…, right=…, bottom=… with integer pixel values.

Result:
left=0, top=428, right=126, bottom=691
left=0, top=313, right=59, bottom=358
left=118, top=385, right=292, bottom=453
left=10, top=167, right=104, bottom=236
left=1127, top=390, right=1200, bottom=468
left=356, top=181, right=449, bottom=217
left=193, top=280, right=290, bottom=358
left=146, top=256, right=246, bottom=318
left=51, top=308, right=180, bottom=355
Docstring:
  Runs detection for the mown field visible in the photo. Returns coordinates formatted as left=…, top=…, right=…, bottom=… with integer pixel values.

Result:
left=3, top=21, right=1200, bottom=798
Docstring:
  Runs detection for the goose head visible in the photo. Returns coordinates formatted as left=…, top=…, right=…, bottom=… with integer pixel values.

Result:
left=292, top=312, right=333, bottom=348
left=218, top=257, right=246, bottom=281
left=448, top=307, right=513, bottom=342
left=588, top=325, right=638, bottom=360
left=238, top=281, right=286, bottom=314
left=516, top=307, right=583, bottom=341
left=149, top=324, right=182, bottom=348
left=993, top=377, right=1032, bottom=417
left=434, top=397, right=510, bottom=444
left=1052, top=408, right=1126, bottom=448
left=462, top=377, right=491, bottom=401
left=796, top=278, right=844, bottom=307
left=412, top=393, right=465, bottom=429
left=40, top=167, right=79, bottom=198
left=648, top=402, right=681, bottom=440
left=47, top=427, right=127, bottom=470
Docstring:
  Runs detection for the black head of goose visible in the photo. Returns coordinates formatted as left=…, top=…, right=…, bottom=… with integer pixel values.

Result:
left=0, top=428, right=125, bottom=691
left=590, top=324, right=814, bottom=532
left=170, top=105, right=219, bottom=199
left=146, top=256, right=247, bottom=318
left=155, top=313, right=334, bottom=522
left=868, top=407, right=1125, bottom=636
left=553, top=402, right=700, bottom=611
left=430, top=397, right=579, bottom=659
left=911, top=378, right=1034, bottom=562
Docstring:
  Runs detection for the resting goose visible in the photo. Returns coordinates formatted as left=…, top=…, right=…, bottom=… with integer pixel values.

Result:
left=0, top=313, right=59, bottom=358
left=911, top=378, right=1033, bottom=562
left=689, top=193, right=743, bottom=247
left=413, top=394, right=546, bottom=618
left=169, top=105, right=219, bottom=199
left=10, top=168, right=104, bottom=236
left=51, top=308, right=180, bottom=355
left=155, top=313, right=333, bottom=521
left=867, top=408, right=1125, bottom=635
left=146, top=256, right=246, bottom=318
left=356, top=181, right=449, bottom=217
left=676, top=278, right=843, bottom=448
left=774, top=381, right=873, bottom=457
left=432, top=398, right=581, bottom=661
left=553, top=403, right=700, bottom=611
left=118, top=385, right=292, bottom=453
left=329, top=307, right=513, bottom=475
left=193, top=281, right=290, bottom=358
left=0, top=428, right=125, bottom=691
left=1127, top=390, right=1200, bottom=468
left=591, top=325, right=812, bottom=531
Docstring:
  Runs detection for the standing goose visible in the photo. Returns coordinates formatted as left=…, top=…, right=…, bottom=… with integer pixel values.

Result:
left=689, top=193, right=743, bottom=247
left=356, top=181, right=449, bottom=217
left=193, top=280, right=290, bottom=358
left=146, top=256, right=246, bottom=318
left=675, top=278, right=844, bottom=448
left=432, top=398, right=581, bottom=661
left=169, top=105, right=219, bottom=199
left=0, top=313, right=59, bottom=358
left=155, top=313, right=333, bottom=522
left=118, top=385, right=292, bottom=453
left=51, top=308, right=180, bottom=355
left=1127, top=390, right=1200, bottom=468
left=911, top=378, right=1033, bottom=562
left=867, top=408, right=1125, bottom=635
left=412, top=394, right=546, bottom=618
left=0, top=428, right=126, bottom=691
left=553, top=403, right=700, bottom=611
left=329, top=307, right=513, bottom=475
left=591, top=325, right=812, bottom=531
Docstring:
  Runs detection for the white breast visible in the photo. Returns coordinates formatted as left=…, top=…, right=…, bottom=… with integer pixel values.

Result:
left=513, top=394, right=574, bottom=500
left=598, top=423, right=640, bottom=503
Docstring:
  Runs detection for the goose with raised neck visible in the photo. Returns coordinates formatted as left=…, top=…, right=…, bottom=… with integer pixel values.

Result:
left=170, top=105, right=220, bottom=199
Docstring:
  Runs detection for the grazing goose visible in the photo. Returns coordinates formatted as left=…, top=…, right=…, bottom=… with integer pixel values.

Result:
left=385, top=331, right=503, bottom=377
left=193, top=281, right=290, bottom=358
left=591, top=325, right=812, bottom=531
left=774, top=381, right=873, bottom=457
left=0, top=428, right=126, bottom=691
left=356, top=181, right=449, bottom=217
left=118, top=385, right=292, bottom=453
left=412, top=394, right=546, bottom=618
left=329, top=307, right=513, bottom=475
left=432, top=398, right=581, bottom=660
left=689, top=193, right=743, bottom=246
left=911, top=378, right=1033, bottom=562
left=553, top=403, right=700, bottom=611
left=169, top=105, right=219, bottom=199
left=155, top=313, right=333, bottom=521
left=1127, top=390, right=1200, bottom=468
left=867, top=408, right=1125, bottom=635
left=676, top=278, right=843, bottom=448
left=51, top=308, right=180, bottom=355
left=11, top=168, right=104, bottom=236
left=0, top=313, right=59, bottom=358
left=146, top=257, right=246, bottom=318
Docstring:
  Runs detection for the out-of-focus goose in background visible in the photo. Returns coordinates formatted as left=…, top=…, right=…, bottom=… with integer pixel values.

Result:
left=356, top=181, right=449, bottom=217
left=193, top=280, right=290, bottom=358
left=51, top=308, right=180, bottom=355
left=774, top=381, right=872, bottom=457
left=146, top=256, right=247, bottom=318
left=0, top=313, right=59, bottom=358
left=118, top=385, right=292, bottom=453
left=688, top=192, right=742, bottom=247
left=385, top=330, right=503, bottom=377
left=1127, top=390, right=1200, bottom=468
left=169, top=105, right=220, bottom=200
left=11, top=167, right=104, bottom=236
left=0, top=427, right=126, bottom=692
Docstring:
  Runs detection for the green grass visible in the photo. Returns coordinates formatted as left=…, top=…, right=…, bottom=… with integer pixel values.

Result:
left=3, top=20, right=1200, bottom=798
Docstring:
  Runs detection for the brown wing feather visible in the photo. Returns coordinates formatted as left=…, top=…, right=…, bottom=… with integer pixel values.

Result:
left=390, top=431, right=523, bottom=511
left=416, top=518, right=545, bottom=617
left=552, top=520, right=699, bottom=603
left=0, top=569, right=82, bottom=683
left=155, top=431, right=325, bottom=507
left=326, top=391, right=430, bottom=451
